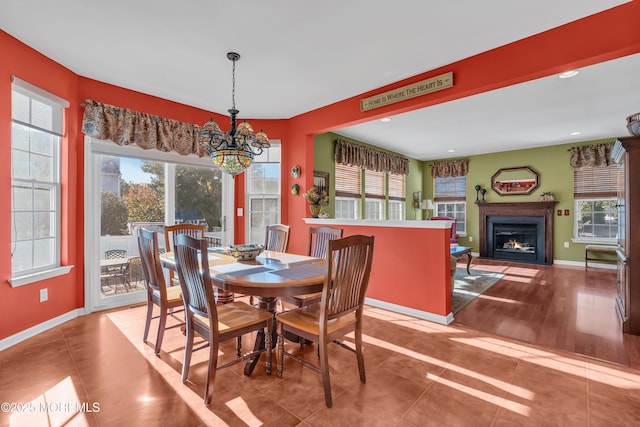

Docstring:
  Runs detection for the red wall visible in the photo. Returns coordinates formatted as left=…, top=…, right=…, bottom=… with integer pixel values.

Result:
left=1, top=1, right=639, bottom=340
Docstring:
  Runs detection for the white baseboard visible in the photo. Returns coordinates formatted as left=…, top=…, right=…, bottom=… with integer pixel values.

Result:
left=0, top=308, right=86, bottom=351
left=554, top=259, right=617, bottom=270
left=365, top=298, right=454, bottom=325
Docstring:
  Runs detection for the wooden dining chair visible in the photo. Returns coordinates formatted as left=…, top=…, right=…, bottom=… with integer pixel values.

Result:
left=280, top=226, right=343, bottom=311
left=265, top=224, right=290, bottom=252
left=173, top=234, right=273, bottom=405
left=164, top=224, right=205, bottom=286
left=276, top=234, right=375, bottom=408
left=248, top=223, right=291, bottom=306
left=137, top=228, right=185, bottom=355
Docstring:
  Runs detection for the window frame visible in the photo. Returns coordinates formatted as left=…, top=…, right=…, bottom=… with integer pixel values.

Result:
left=245, top=143, right=281, bottom=245
left=334, top=196, right=360, bottom=220
left=10, top=78, right=72, bottom=286
left=433, top=175, right=467, bottom=235
left=573, top=197, right=618, bottom=244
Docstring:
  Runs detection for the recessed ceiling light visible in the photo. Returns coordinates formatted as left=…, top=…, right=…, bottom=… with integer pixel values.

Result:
left=447, top=149, right=456, bottom=153
left=569, top=131, right=581, bottom=136
left=559, top=70, right=579, bottom=79
left=380, top=117, right=392, bottom=123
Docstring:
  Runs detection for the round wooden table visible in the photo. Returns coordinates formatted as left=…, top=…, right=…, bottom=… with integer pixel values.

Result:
left=161, top=250, right=326, bottom=375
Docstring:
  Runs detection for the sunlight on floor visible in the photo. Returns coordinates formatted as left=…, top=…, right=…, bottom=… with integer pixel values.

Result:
left=362, top=333, right=534, bottom=402
left=10, top=376, right=93, bottom=427
left=477, top=294, right=523, bottom=305
left=426, top=373, right=532, bottom=416
left=452, top=336, right=640, bottom=388
left=225, top=397, right=262, bottom=427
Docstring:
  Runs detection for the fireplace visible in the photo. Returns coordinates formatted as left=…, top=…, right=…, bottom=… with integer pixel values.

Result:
left=487, top=216, right=545, bottom=264
left=478, top=202, right=557, bottom=265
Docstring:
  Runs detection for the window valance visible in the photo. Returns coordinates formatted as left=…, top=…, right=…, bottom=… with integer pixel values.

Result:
left=430, top=159, right=468, bottom=178
left=81, top=99, right=208, bottom=157
left=569, top=142, right=614, bottom=168
left=334, top=138, right=409, bottom=176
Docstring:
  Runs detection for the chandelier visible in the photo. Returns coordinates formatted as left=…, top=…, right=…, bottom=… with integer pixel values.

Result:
left=199, top=52, right=270, bottom=176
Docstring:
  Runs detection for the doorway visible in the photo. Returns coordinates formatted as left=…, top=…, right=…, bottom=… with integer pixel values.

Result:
left=84, top=138, right=233, bottom=312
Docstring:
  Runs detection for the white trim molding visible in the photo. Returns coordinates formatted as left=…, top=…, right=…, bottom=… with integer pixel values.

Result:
left=365, top=298, right=454, bottom=325
left=0, top=308, right=85, bottom=351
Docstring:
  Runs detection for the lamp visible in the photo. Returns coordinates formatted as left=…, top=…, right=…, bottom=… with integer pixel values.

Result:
left=199, top=52, right=270, bottom=177
left=421, top=199, right=435, bottom=219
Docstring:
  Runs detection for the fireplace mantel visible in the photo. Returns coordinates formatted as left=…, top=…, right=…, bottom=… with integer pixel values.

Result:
left=478, top=201, right=558, bottom=264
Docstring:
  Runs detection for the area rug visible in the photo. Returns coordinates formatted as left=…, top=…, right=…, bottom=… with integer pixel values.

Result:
left=452, top=267, right=505, bottom=314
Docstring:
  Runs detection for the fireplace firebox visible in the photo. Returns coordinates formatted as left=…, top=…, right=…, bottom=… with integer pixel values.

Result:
left=478, top=202, right=557, bottom=265
left=487, top=216, right=545, bottom=264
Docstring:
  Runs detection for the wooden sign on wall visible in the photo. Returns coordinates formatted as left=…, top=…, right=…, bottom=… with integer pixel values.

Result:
left=360, top=72, right=453, bottom=112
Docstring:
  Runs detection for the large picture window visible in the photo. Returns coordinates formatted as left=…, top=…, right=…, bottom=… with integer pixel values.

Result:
left=11, top=79, right=68, bottom=280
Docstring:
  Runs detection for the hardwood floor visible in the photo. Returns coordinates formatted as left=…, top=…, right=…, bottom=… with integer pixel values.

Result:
left=453, top=259, right=640, bottom=370
left=1, top=262, right=640, bottom=426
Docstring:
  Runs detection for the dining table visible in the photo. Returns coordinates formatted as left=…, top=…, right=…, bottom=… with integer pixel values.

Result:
left=160, top=249, right=326, bottom=375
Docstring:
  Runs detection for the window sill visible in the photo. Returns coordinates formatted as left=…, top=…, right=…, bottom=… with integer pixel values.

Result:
left=9, top=265, right=74, bottom=287
left=572, top=238, right=617, bottom=245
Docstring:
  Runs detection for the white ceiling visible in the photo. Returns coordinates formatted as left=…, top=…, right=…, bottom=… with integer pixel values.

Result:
left=1, top=0, right=636, bottom=160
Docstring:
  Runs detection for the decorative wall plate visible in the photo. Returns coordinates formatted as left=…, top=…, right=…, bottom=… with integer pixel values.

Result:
left=291, top=165, right=301, bottom=179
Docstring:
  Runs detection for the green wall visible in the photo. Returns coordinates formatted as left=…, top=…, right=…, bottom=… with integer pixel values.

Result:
left=314, top=132, right=618, bottom=263
left=423, top=138, right=617, bottom=262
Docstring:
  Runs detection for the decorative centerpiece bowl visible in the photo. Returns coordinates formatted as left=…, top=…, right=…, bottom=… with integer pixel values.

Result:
left=627, top=112, right=640, bottom=136
left=226, top=244, right=264, bottom=260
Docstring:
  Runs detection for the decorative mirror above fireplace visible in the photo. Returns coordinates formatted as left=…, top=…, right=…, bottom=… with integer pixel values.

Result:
left=491, top=166, right=539, bottom=196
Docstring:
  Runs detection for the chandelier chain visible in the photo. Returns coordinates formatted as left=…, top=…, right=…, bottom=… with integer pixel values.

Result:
left=231, top=57, right=236, bottom=111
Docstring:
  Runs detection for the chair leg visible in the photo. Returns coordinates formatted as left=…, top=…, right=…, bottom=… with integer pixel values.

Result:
left=204, top=340, right=219, bottom=405
left=236, top=336, right=242, bottom=358
left=142, top=300, right=153, bottom=342
left=181, top=322, right=194, bottom=383
left=277, top=329, right=285, bottom=378
left=319, top=335, right=332, bottom=408
left=155, top=308, right=167, bottom=354
left=265, top=322, right=272, bottom=375
left=355, top=323, right=366, bottom=383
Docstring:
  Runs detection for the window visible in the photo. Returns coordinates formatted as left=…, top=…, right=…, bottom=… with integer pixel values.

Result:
left=388, top=173, right=405, bottom=220
left=364, top=169, right=384, bottom=220
left=573, top=165, right=618, bottom=242
left=11, top=79, right=68, bottom=279
left=434, top=176, right=466, bottom=234
left=246, top=144, right=281, bottom=244
left=335, top=163, right=361, bottom=219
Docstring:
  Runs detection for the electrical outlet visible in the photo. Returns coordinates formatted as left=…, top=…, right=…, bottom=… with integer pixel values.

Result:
left=564, top=242, right=570, bottom=248
left=40, top=288, right=48, bottom=302
left=468, top=236, right=473, bottom=242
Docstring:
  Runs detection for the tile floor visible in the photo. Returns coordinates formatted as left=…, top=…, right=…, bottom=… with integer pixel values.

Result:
left=2, top=301, right=640, bottom=426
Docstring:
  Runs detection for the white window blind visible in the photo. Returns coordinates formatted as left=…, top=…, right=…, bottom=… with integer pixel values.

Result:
left=434, top=176, right=466, bottom=201
left=335, top=163, right=361, bottom=198
left=388, top=173, right=405, bottom=201
left=365, top=169, right=385, bottom=199
left=573, top=165, right=619, bottom=198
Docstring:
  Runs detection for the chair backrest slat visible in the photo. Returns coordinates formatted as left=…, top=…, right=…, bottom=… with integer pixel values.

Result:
left=174, top=234, right=218, bottom=325
left=137, top=228, right=166, bottom=295
left=164, top=224, right=205, bottom=254
left=323, top=235, right=374, bottom=321
left=265, top=224, right=290, bottom=252
left=308, top=226, right=343, bottom=258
